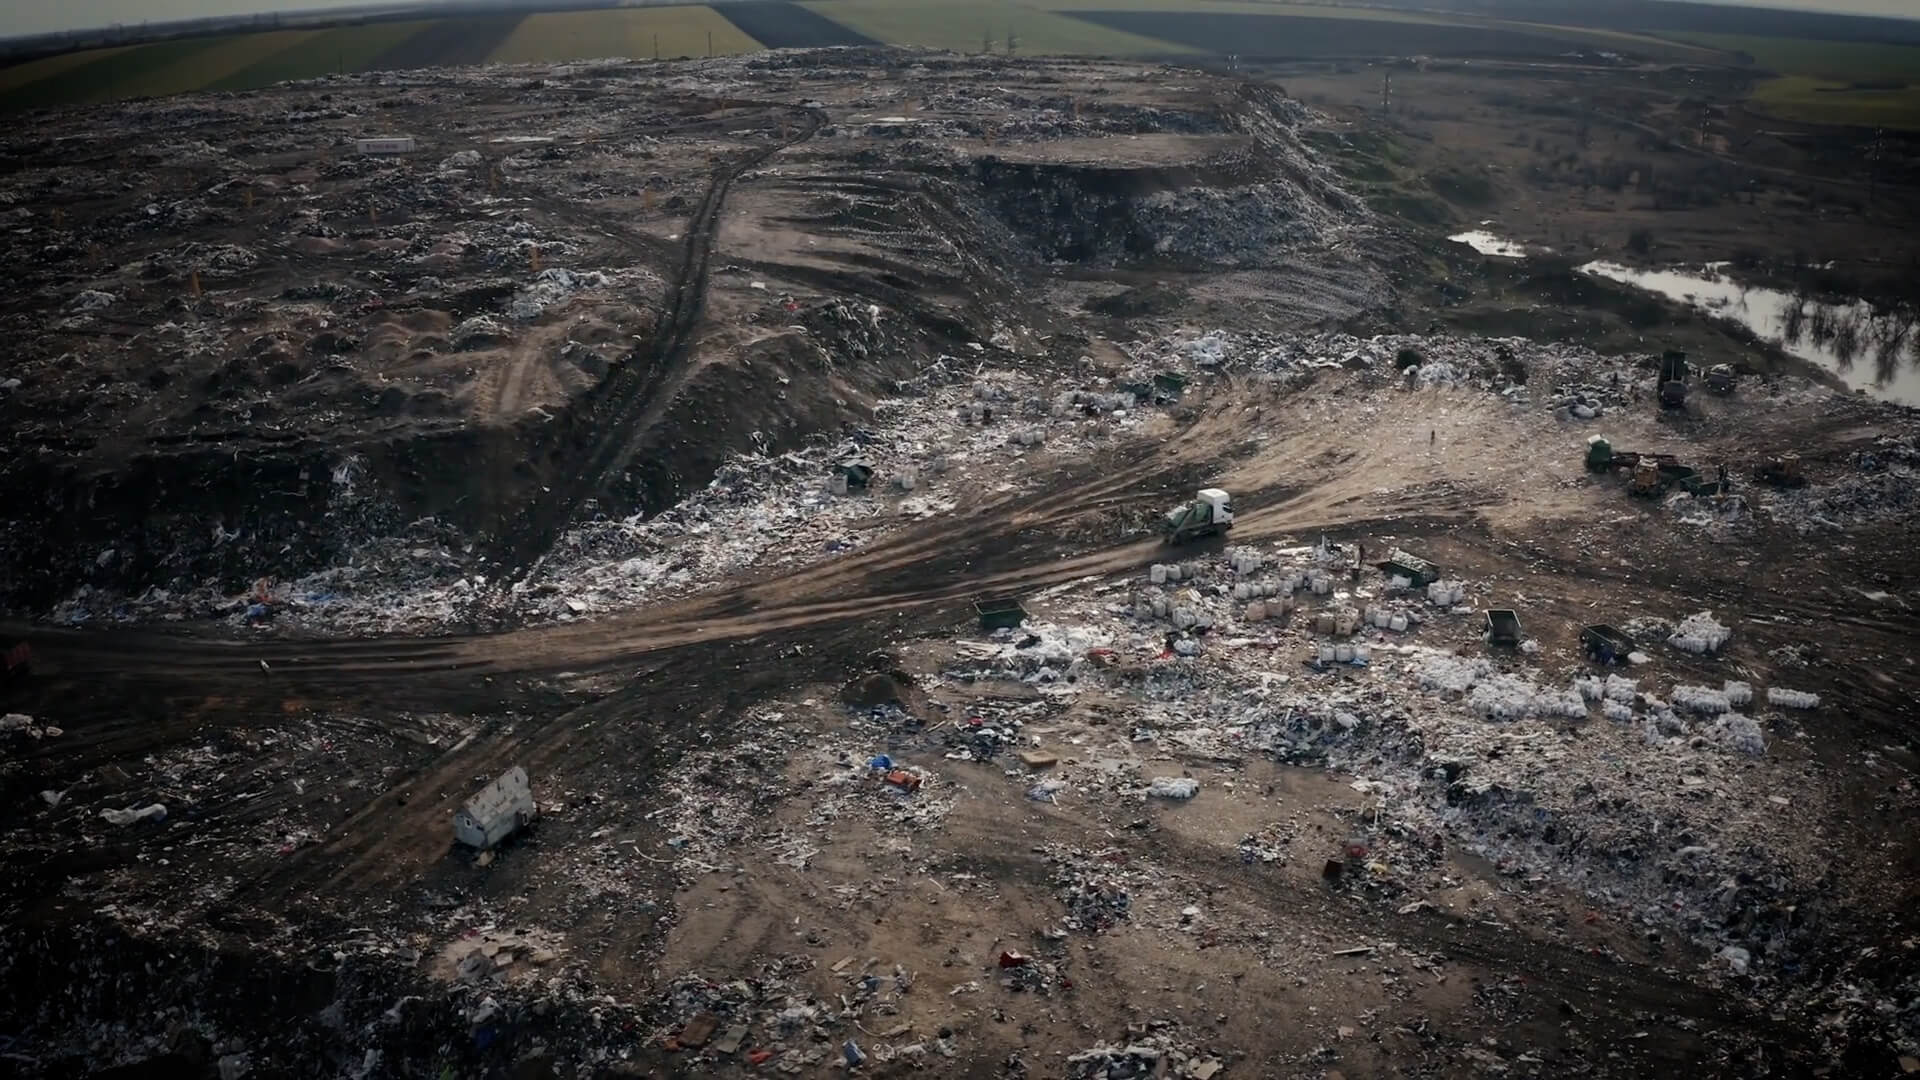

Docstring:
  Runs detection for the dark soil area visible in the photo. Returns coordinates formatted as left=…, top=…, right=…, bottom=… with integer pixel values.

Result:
left=368, top=13, right=527, bottom=70
left=0, top=36, right=223, bottom=111
left=716, top=2, right=878, bottom=49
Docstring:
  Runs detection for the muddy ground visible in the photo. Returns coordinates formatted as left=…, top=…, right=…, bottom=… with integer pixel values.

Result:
left=1, top=46, right=1918, bottom=1080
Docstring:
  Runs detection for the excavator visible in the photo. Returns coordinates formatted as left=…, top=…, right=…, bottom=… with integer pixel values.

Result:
left=1589, top=438, right=1729, bottom=498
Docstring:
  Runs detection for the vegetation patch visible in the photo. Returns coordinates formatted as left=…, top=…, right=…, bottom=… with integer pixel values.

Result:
left=1428, top=167, right=1496, bottom=208
left=1748, top=76, right=1920, bottom=131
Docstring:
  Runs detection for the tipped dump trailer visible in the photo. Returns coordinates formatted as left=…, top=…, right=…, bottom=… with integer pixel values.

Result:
left=1485, top=609, right=1521, bottom=647
left=1378, top=548, right=1440, bottom=587
left=1580, top=625, right=1635, bottom=665
left=974, top=596, right=1027, bottom=632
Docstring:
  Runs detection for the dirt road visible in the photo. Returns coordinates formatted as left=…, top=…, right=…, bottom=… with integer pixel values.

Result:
left=492, top=101, right=829, bottom=576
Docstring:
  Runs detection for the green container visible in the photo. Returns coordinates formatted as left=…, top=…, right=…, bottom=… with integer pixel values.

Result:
left=974, top=597, right=1027, bottom=632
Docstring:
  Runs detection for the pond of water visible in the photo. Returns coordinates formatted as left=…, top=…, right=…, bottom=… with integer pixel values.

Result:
left=1446, top=231, right=1529, bottom=258
left=1579, top=261, right=1920, bottom=407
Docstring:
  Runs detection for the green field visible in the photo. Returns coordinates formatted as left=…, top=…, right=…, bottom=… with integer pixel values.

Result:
left=1670, top=31, right=1920, bottom=82
left=1749, top=74, right=1920, bottom=130
left=491, top=7, right=761, bottom=63
left=1665, top=32, right=1920, bottom=129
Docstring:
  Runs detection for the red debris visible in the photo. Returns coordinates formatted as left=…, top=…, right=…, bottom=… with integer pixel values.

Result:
left=885, top=769, right=922, bottom=792
left=998, top=950, right=1030, bottom=968
left=748, top=1049, right=775, bottom=1066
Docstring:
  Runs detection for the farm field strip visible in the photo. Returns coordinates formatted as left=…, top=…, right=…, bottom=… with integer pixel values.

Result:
left=206, top=21, right=439, bottom=90
left=0, top=36, right=232, bottom=109
left=1031, top=0, right=1480, bottom=24
left=1032, top=0, right=1719, bottom=58
left=1750, top=74, right=1920, bottom=131
left=1062, top=9, right=1594, bottom=60
left=118, top=30, right=328, bottom=100
left=1667, top=31, right=1920, bottom=82
left=0, top=45, right=134, bottom=93
left=488, top=7, right=764, bottom=64
left=806, top=0, right=1191, bottom=55
left=368, top=13, right=528, bottom=70
left=716, top=1, right=877, bottom=48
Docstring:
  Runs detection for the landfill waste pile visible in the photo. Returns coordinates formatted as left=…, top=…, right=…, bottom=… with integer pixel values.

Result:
left=1, top=41, right=1918, bottom=1080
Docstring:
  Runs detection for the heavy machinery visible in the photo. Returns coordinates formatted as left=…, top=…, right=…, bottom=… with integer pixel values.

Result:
left=1592, top=439, right=1729, bottom=497
left=1706, top=363, right=1737, bottom=394
left=1658, top=350, right=1689, bottom=410
left=1756, top=453, right=1806, bottom=488
left=1587, top=436, right=1678, bottom=476
left=1162, top=488, right=1234, bottom=544
left=1630, top=460, right=1729, bottom=498
left=1628, top=460, right=1666, bottom=497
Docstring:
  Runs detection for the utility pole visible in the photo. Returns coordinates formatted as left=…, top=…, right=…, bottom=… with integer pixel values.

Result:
left=1006, top=29, right=1017, bottom=56
left=1381, top=70, right=1391, bottom=114
left=708, top=30, right=713, bottom=57
left=654, top=33, right=659, bottom=60
left=983, top=28, right=992, bottom=54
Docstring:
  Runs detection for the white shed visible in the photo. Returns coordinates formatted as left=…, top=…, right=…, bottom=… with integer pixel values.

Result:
left=454, top=766, right=536, bottom=850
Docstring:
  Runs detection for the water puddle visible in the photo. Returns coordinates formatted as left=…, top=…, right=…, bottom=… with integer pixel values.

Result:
left=1579, top=261, right=1920, bottom=407
left=1447, top=231, right=1530, bottom=258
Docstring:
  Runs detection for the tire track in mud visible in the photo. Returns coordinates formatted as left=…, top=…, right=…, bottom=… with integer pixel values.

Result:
left=490, top=100, right=828, bottom=578
left=2, top=402, right=1497, bottom=687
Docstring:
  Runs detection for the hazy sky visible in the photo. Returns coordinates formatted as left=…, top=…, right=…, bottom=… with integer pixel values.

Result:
left=4, top=0, right=1916, bottom=39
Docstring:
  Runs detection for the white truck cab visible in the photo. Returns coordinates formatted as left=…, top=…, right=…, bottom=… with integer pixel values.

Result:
left=1164, top=488, right=1234, bottom=544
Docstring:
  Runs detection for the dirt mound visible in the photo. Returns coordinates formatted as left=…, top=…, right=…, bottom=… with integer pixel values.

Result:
left=839, top=668, right=922, bottom=710
left=1089, top=283, right=1191, bottom=318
